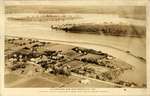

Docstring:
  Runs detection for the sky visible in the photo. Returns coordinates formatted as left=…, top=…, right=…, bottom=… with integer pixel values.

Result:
left=4, top=0, right=148, bottom=6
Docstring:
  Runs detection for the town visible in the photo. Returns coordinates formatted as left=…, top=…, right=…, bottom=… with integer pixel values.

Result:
left=5, top=36, right=143, bottom=88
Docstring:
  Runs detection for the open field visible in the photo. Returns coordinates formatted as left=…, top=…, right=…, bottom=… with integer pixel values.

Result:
left=9, top=77, right=62, bottom=88
left=5, top=36, right=146, bottom=88
left=5, top=73, right=22, bottom=85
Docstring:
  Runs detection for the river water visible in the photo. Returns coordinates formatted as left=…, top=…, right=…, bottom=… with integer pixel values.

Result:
left=5, top=13, right=146, bottom=86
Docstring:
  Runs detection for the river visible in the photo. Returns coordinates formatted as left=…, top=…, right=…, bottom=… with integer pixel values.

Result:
left=5, top=13, right=146, bottom=86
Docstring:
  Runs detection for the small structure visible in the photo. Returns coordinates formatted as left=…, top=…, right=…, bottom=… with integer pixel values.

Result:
left=79, top=79, right=90, bottom=84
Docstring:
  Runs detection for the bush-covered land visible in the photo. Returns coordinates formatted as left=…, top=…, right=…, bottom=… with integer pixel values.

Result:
left=51, top=23, right=146, bottom=37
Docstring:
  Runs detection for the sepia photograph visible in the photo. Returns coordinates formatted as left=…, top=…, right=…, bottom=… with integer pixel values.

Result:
left=4, top=0, right=147, bottom=89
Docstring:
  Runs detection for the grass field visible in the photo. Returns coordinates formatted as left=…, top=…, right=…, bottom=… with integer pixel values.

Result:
left=10, top=77, right=62, bottom=88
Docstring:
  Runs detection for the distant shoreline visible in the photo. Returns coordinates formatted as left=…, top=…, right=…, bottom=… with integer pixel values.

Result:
left=5, top=5, right=146, bottom=20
